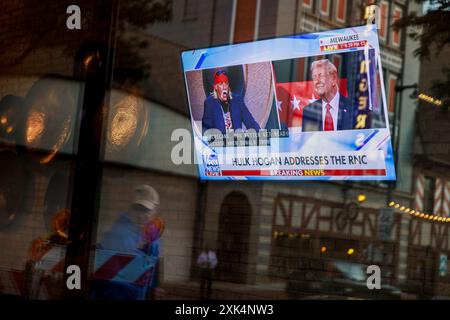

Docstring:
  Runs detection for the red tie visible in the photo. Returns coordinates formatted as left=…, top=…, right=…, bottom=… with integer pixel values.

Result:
left=324, top=103, right=334, bottom=131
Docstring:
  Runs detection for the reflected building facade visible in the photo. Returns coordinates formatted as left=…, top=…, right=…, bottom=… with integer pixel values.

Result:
left=1, top=0, right=449, bottom=300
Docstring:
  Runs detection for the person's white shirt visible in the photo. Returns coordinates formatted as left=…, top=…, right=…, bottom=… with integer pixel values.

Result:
left=321, top=91, right=339, bottom=131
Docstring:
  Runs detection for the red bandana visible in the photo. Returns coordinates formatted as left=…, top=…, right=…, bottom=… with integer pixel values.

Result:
left=213, top=72, right=229, bottom=86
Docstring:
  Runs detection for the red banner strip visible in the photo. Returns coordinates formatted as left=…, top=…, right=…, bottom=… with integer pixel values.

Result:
left=220, top=169, right=386, bottom=177
left=133, top=267, right=154, bottom=286
left=93, top=255, right=134, bottom=280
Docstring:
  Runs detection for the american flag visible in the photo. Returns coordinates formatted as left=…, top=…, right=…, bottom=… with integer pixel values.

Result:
left=272, top=50, right=380, bottom=130
left=273, top=60, right=348, bottom=128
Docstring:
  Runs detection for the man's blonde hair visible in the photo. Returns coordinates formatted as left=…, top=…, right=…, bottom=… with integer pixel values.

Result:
left=311, top=59, right=338, bottom=77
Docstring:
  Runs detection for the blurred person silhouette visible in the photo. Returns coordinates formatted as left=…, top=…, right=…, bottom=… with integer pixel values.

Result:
left=197, top=245, right=217, bottom=299
left=91, top=184, right=163, bottom=300
left=140, top=207, right=165, bottom=299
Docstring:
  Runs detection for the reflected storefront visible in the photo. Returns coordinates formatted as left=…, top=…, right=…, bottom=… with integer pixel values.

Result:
left=0, top=0, right=449, bottom=301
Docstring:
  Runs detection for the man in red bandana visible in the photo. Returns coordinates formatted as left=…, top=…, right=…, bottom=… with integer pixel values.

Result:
left=202, top=70, right=260, bottom=134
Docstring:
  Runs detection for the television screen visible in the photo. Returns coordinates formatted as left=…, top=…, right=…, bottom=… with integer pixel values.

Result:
left=181, top=25, right=396, bottom=181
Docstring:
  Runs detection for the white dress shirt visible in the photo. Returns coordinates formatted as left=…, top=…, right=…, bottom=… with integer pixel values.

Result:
left=321, top=91, right=340, bottom=131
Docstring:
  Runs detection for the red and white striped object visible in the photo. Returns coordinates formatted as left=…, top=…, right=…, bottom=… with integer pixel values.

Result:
left=434, top=178, right=444, bottom=215
left=29, top=244, right=66, bottom=299
left=443, top=180, right=450, bottom=217
left=92, top=249, right=155, bottom=287
left=0, top=269, right=25, bottom=296
left=34, top=245, right=66, bottom=273
left=24, top=270, right=64, bottom=300
left=0, top=268, right=58, bottom=300
left=414, top=173, right=425, bottom=212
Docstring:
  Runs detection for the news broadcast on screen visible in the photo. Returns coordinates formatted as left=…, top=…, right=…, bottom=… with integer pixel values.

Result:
left=181, top=25, right=396, bottom=181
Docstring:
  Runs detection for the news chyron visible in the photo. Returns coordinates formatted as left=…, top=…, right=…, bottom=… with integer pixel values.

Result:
left=181, top=25, right=395, bottom=181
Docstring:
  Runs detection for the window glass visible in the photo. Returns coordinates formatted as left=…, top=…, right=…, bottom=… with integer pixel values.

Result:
left=0, top=0, right=447, bottom=302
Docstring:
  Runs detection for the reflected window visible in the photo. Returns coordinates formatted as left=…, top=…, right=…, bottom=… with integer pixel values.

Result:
left=424, top=176, right=436, bottom=213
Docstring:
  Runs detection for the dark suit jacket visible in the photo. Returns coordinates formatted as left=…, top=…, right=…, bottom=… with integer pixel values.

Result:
left=202, top=94, right=260, bottom=134
left=301, top=95, right=355, bottom=132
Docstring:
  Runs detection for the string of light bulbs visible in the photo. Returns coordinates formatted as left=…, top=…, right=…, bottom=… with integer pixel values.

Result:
left=388, top=201, right=450, bottom=223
